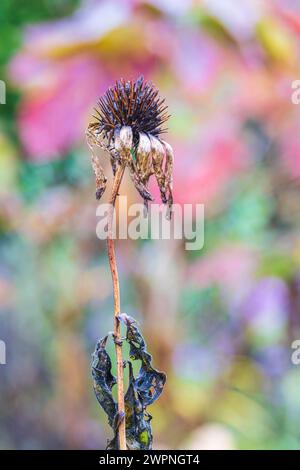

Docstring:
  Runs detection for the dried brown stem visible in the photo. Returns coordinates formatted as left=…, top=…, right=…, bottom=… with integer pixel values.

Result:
left=107, top=164, right=126, bottom=450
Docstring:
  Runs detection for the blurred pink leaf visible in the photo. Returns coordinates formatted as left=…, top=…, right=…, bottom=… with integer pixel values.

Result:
left=162, top=119, right=249, bottom=206
left=188, top=245, right=257, bottom=295
left=17, top=56, right=108, bottom=161
left=275, top=0, right=300, bottom=36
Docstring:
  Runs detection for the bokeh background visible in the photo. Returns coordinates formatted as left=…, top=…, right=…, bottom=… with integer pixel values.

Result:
left=1, top=0, right=300, bottom=450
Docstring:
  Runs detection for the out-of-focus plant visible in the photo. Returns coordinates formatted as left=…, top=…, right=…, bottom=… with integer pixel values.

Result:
left=86, top=76, right=174, bottom=449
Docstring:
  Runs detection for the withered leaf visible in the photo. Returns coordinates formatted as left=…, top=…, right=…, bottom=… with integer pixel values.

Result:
left=122, top=318, right=166, bottom=407
left=91, top=335, right=117, bottom=428
left=124, top=361, right=153, bottom=450
left=92, top=316, right=166, bottom=450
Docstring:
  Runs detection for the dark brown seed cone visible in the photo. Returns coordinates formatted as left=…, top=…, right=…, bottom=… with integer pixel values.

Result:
left=94, top=76, right=170, bottom=149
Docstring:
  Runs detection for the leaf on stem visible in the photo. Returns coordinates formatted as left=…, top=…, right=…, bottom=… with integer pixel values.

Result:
left=91, top=316, right=166, bottom=449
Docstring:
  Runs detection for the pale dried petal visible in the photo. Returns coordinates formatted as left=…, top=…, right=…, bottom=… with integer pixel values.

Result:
left=150, top=135, right=167, bottom=203
left=115, top=126, right=133, bottom=152
left=149, top=135, right=164, bottom=167
left=136, top=132, right=152, bottom=182
left=161, top=140, right=174, bottom=191
left=137, top=132, right=151, bottom=161
left=86, top=124, right=107, bottom=200
left=127, top=159, right=154, bottom=202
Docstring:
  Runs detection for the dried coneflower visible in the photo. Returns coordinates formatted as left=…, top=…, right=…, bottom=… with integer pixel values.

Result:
left=86, top=75, right=174, bottom=213
left=86, top=77, right=172, bottom=450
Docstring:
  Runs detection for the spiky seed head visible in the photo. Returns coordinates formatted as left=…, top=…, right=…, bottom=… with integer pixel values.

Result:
left=94, top=76, right=170, bottom=148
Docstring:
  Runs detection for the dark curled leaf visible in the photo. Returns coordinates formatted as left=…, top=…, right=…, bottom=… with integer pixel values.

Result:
left=135, top=362, right=166, bottom=407
left=121, top=316, right=166, bottom=411
left=122, top=319, right=166, bottom=406
left=106, top=410, right=126, bottom=450
left=124, top=361, right=153, bottom=450
left=92, top=316, right=166, bottom=450
left=124, top=319, right=152, bottom=363
left=91, top=335, right=117, bottom=427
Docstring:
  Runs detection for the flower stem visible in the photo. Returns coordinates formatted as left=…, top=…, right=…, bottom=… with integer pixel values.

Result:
left=107, top=164, right=126, bottom=450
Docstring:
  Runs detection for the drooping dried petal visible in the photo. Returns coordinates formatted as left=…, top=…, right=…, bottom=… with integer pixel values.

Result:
left=115, top=126, right=133, bottom=152
left=136, top=132, right=152, bottom=183
left=150, top=135, right=168, bottom=204
left=161, top=140, right=174, bottom=191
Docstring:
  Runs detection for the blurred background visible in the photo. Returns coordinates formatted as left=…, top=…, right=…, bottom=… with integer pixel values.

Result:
left=1, top=0, right=300, bottom=450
